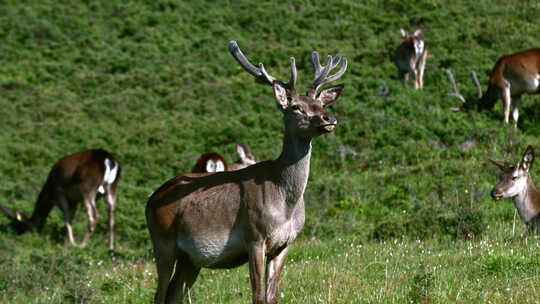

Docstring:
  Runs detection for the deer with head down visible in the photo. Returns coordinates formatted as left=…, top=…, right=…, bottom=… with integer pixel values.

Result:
left=395, top=28, right=428, bottom=89
left=489, top=145, right=540, bottom=234
left=145, top=40, right=347, bottom=304
left=0, top=149, right=121, bottom=250
left=447, top=48, right=540, bottom=127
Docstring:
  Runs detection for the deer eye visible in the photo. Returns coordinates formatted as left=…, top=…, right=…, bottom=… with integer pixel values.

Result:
left=512, top=176, right=519, bottom=181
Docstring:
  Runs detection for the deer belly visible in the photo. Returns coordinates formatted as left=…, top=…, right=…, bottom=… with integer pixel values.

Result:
left=266, top=219, right=300, bottom=254
left=512, top=75, right=540, bottom=94
left=176, top=229, right=247, bottom=268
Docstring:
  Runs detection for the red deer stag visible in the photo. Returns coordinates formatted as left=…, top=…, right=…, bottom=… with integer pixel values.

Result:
left=191, top=143, right=258, bottom=173
left=490, top=146, right=540, bottom=233
left=478, top=48, right=540, bottom=128
left=395, top=28, right=428, bottom=89
left=447, top=49, right=540, bottom=127
left=0, top=149, right=120, bottom=250
left=145, top=41, right=347, bottom=304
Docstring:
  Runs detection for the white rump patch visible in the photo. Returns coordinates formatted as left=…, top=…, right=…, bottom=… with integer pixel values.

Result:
left=99, top=158, right=118, bottom=194
left=216, top=160, right=225, bottom=172
left=206, top=159, right=225, bottom=172
left=206, top=160, right=216, bottom=172
left=414, top=39, right=424, bottom=57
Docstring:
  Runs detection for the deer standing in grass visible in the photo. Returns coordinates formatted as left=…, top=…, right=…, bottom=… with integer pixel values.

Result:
left=490, top=145, right=540, bottom=233
left=447, top=49, right=540, bottom=127
left=0, top=149, right=120, bottom=250
left=395, top=28, right=428, bottom=89
left=191, top=143, right=259, bottom=173
left=477, top=48, right=540, bottom=128
left=145, top=40, right=347, bottom=304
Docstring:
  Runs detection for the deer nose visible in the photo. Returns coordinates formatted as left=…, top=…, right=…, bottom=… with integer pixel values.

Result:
left=491, top=189, right=503, bottom=200
left=323, top=113, right=336, bottom=125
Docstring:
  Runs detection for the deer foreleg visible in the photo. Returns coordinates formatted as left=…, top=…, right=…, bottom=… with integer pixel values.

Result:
left=265, top=246, right=289, bottom=304
left=512, top=97, right=521, bottom=128
left=418, top=50, right=427, bottom=89
left=57, top=191, right=75, bottom=245
left=81, top=194, right=97, bottom=247
left=502, top=82, right=511, bottom=124
left=408, top=64, right=418, bottom=89
left=249, top=242, right=266, bottom=304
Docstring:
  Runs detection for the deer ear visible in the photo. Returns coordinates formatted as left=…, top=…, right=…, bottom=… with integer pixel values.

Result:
left=413, top=29, right=422, bottom=36
left=399, top=28, right=407, bottom=38
left=489, top=158, right=507, bottom=170
left=317, top=85, right=344, bottom=107
left=521, top=146, right=535, bottom=172
left=273, top=81, right=288, bottom=110
left=236, top=143, right=246, bottom=160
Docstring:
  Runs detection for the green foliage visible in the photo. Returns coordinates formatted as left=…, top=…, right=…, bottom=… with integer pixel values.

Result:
left=0, top=0, right=539, bottom=302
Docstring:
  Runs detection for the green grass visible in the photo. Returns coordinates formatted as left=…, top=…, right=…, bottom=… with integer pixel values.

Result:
left=1, top=0, right=540, bottom=302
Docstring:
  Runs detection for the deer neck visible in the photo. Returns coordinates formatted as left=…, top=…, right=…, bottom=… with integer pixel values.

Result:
left=514, top=176, right=540, bottom=223
left=29, top=181, right=56, bottom=230
left=276, top=133, right=312, bottom=206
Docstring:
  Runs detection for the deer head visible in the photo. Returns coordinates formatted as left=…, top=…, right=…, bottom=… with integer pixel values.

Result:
left=490, top=146, right=535, bottom=200
left=445, top=69, right=483, bottom=111
left=229, top=41, right=346, bottom=142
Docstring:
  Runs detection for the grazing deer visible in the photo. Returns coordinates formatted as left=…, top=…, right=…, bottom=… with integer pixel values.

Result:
left=477, top=48, right=540, bottom=128
left=490, top=145, right=540, bottom=233
left=395, top=28, right=428, bottom=89
left=145, top=40, right=347, bottom=304
left=0, top=149, right=121, bottom=250
left=191, top=143, right=258, bottom=173
left=447, top=49, right=540, bottom=127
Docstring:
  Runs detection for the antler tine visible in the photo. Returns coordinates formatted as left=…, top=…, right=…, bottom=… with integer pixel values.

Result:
left=229, top=40, right=296, bottom=90
left=445, top=69, right=466, bottom=104
left=309, top=51, right=348, bottom=94
left=0, top=201, right=17, bottom=220
left=470, top=71, right=482, bottom=100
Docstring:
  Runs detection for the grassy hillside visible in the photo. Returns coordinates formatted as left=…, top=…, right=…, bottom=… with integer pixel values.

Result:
left=0, top=0, right=539, bottom=302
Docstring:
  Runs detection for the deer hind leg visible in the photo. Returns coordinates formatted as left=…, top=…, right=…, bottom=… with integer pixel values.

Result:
left=512, top=98, right=521, bottom=128
left=165, top=252, right=201, bottom=304
left=81, top=192, right=97, bottom=247
left=265, top=246, right=289, bottom=304
left=249, top=242, right=267, bottom=304
left=104, top=185, right=116, bottom=250
left=153, top=241, right=177, bottom=304
left=57, top=190, right=76, bottom=245
left=417, top=51, right=427, bottom=89
left=408, top=64, right=418, bottom=89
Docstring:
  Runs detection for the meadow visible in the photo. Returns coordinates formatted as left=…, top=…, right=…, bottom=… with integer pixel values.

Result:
left=0, top=0, right=539, bottom=303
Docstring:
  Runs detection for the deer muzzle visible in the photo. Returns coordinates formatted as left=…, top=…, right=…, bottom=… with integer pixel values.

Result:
left=491, top=189, right=503, bottom=201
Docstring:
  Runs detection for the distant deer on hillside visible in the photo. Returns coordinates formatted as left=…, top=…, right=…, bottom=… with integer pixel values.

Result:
left=0, top=149, right=121, bottom=250
left=489, top=145, right=540, bottom=233
left=145, top=40, right=347, bottom=304
left=395, top=28, right=428, bottom=89
left=446, top=48, right=540, bottom=128
left=191, top=143, right=259, bottom=173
